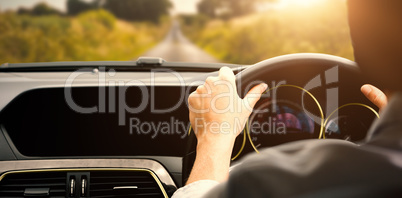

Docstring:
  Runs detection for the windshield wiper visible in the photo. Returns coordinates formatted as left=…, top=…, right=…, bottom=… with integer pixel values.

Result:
left=0, top=57, right=243, bottom=72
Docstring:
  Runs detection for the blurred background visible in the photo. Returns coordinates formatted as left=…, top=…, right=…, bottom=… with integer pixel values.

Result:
left=0, top=0, right=354, bottom=64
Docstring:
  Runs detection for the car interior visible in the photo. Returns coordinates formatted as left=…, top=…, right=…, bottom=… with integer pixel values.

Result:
left=0, top=54, right=379, bottom=198
left=0, top=0, right=396, bottom=197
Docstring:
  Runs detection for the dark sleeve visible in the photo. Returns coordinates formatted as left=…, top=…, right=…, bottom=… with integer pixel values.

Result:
left=365, top=93, right=402, bottom=150
left=203, top=139, right=402, bottom=198
left=202, top=183, right=227, bottom=198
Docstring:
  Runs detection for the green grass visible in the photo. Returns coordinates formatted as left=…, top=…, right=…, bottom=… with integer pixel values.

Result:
left=0, top=9, right=170, bottom=63
left=181, top=0, right=354, bottom=64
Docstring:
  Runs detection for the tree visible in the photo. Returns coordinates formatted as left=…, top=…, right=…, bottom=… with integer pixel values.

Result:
left=197, top=0, right=258, bottom=19
left=230, top=0, right=256, bottom=17
left=17, top=7, right=31, bottom=15
left=67, top=0, right=99, bottom=16
left=103, top=0, right=172, bottom=23
left=197, top=0, right=220, bottom=18
left=27, top=2, right=61, bottom=16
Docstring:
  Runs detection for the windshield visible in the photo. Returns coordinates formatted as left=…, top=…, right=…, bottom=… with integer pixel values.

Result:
left=0, top=0, right=352, bottom=65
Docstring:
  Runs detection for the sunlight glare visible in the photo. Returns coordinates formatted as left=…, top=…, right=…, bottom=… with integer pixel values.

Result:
left=276, top=0, right=324, bottom=9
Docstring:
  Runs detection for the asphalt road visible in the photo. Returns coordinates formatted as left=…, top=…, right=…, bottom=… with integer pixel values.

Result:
left=141, top=21, right=219, bottom=63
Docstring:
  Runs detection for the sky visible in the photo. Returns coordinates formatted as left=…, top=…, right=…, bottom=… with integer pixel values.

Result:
left=0, top=0, right=201, bottom=14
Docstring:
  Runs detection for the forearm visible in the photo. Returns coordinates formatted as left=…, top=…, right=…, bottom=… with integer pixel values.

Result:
left=185, top=67, right=266, bottom=185
left=186, top=141, right=233, bottom=184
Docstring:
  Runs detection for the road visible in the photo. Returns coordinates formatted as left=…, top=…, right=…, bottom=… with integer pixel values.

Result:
left=141, top=21, right=219, bottom=63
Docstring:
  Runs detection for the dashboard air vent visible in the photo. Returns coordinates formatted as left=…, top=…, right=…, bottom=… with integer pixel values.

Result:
left=0, top=171, right=66, bottom=197
left=90, top=170, right=165, bottom=198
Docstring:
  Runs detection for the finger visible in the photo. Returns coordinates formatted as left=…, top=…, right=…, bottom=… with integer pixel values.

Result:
left=361, top=84, right=388, bottom=110
left=243, top=83, right=268, bottom=112
left=188, top=91, right=198, bottom=107
left=218, top=66, right=236, bottom=85
left=196, top=85, right=206, bottom=94
left=205, top=76, right=218, bottom=86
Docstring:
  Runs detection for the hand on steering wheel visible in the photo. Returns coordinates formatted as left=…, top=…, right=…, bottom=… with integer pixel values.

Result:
left=186, top=67, right=267, bottom=184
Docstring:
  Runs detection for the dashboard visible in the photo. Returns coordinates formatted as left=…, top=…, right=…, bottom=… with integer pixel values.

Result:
left=231, top=83, right=378, bottom=159
left=1, top=86, right=192, bottom=157
left=0, top=54, right=379, bottom=197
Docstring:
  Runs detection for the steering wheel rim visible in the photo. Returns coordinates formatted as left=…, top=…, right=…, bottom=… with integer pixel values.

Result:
left=235, top=53, right=360, bottom=98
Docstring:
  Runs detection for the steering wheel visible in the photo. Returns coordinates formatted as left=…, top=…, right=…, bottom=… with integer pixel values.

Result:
left=232, top=53, right=378, bottom=154
left=183, top=53, right=378, bottom=183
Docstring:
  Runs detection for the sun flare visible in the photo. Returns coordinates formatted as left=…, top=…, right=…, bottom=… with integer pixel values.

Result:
left=276, top=0, right=325, bottom=8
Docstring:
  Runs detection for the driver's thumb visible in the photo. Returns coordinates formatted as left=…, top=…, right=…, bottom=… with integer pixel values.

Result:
left=243, top=83, right=268, bottom=112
